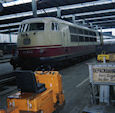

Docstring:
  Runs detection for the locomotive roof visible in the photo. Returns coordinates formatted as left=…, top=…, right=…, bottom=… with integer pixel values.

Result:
left=21, top=17, right=97, bottom=32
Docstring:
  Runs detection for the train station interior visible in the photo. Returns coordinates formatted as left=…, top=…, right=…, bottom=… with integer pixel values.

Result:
left=0, top=0, right=115, bottom=113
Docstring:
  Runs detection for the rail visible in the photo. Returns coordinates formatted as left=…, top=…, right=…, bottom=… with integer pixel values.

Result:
left=0, top=72, right=16, bottom=87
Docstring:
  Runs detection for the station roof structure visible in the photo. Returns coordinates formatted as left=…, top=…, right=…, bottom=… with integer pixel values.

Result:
left=0, top=0, right=115, bottom=33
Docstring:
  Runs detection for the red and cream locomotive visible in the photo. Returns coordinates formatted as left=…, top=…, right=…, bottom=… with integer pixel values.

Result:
left=10, top=17, right=100, bottom=69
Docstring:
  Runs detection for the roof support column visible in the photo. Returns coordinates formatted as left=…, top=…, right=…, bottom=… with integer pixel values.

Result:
left=82, top=20, right=86, bottom=25
left=9, top=29, right=12, bottom=43
left=32, top=0, right=37, bottom=17
left=89, top=23, right=93, bottom=27
left=100, top=27, right=103, bottom=45
left=57, top=7, right=61, bottom=18
left=72, top=15, right=76, bottom=24
left=95, top=25, right=98, bottom=30
left=0, top=3, right=3, bottom=12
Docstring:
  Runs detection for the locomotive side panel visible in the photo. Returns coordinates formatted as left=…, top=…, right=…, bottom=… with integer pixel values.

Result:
left=49, top=22, right=62, bottom=45
left=62, top=25, right=98, bottom=59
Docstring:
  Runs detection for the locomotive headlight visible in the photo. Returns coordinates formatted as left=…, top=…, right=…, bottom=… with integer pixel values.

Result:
left=33, top=32, right=36, bottom=35
left=39, top=49, right=45, bottom=54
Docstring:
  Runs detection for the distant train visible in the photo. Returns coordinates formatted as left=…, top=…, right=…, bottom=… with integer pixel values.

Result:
left=96, top=34, right=115, bottom=55
left=10, top=17, right=101, bottom=69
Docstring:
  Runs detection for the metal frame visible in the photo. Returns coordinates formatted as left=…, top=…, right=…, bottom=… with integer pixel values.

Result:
left=0, top=1, right=115, bottom=20
left=88, top=63, right=115, bottom=104
left=0, top=0, right=115, bottom=33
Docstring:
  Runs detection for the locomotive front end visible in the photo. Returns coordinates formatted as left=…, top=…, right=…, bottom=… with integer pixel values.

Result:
left=12, top=19, right=49, bottom=69
left=10, top=17, right=65, bottom=70
left=18, top=22, right=45, bottom=57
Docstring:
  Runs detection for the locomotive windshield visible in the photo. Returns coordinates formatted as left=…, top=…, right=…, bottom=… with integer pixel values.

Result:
left=19, top=23, right=44, bottom=32
left=29, top=23, right=44, bottom=31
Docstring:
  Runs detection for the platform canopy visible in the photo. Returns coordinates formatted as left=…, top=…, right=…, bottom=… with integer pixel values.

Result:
left=0, top=0, right=115, bottom=33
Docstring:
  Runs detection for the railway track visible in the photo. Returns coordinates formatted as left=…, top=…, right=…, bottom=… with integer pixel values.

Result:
left=0, top=72, right=16, bottom=87
left=0, top=59, right=10, bottom=64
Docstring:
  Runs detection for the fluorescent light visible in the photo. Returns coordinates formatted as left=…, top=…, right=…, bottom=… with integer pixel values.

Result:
left=0, top=11, right=32, bottom=20
left=1, top=0, right=115, bottom=21
left=0, top=22, right=20, bottom=27
left=3, top=0, right=32, bottom=7
left=0, top=28, right=19, bottom=33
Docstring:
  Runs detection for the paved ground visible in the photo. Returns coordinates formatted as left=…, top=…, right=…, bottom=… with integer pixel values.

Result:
left=59, top=58, right=95, bottom=113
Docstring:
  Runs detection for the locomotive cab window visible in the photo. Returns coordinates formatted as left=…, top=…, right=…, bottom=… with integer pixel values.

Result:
left=52, top=23, right=59, bottom=31
left=24, top=24, right=29, bottom=32
left=29, top=23, right=44, bottom=31
left=19, top=23, right=44, bottom=32
left=19, top=24, right=25, bottom=32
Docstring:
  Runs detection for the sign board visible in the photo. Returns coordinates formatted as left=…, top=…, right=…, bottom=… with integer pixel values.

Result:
left=93, top=66, right=115, bottom=83
left=88, top=63, right=115, bottom=85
